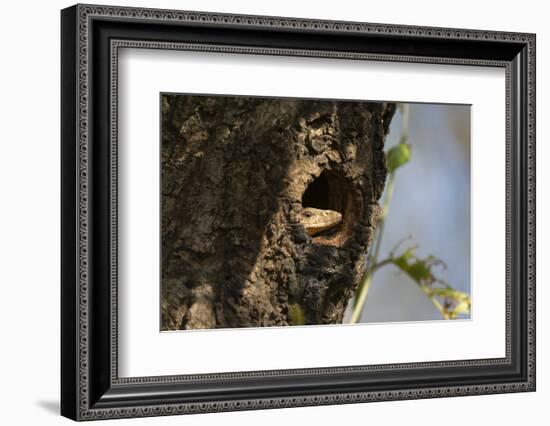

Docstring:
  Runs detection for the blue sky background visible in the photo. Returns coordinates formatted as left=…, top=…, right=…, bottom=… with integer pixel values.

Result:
left=360, top=103, right=471, bottom=323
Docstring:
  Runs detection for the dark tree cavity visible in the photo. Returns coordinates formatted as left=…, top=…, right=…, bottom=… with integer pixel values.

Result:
left=161, top=94, right=395, bottom=330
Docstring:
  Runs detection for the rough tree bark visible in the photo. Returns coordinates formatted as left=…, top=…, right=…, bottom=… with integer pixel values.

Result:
left=161, top=94, right=395, bottom=330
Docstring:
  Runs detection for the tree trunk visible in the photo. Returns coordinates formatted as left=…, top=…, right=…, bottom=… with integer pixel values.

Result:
left=161, top=94, right=395, bottom=330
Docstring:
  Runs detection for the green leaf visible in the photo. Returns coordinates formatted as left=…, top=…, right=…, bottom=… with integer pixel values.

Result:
left=405, top=261, right=432, bottom=282
left=451, top=296, right=471, bottom=317
left=387, top=245, right=471, bottom=319
left=445, top=291, right=471, bottom=318
left=288, top=303, right=306, bottom=326
left=392, top=247, right=415, bottom=270
left=430, top=288, right=459, bottom=298
left=386, top=143, right=411, bottom=173
left=391, top=248, right=433, bottom=284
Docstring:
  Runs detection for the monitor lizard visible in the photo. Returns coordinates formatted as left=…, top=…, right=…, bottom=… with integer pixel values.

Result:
left=300, top=207, right=342, bottom=236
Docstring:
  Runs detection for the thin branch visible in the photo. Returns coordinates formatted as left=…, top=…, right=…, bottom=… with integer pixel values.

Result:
left=349, top=104, right=410, bottom=324
left=350, top=173, right=396, bottom=322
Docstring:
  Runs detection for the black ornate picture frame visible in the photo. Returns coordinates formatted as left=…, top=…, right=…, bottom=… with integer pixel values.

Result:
left=61, top=4, right=536, bottom=421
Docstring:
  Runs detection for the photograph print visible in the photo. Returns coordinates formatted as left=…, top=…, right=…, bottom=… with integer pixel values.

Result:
left=160, top=93, right=471, bottom=331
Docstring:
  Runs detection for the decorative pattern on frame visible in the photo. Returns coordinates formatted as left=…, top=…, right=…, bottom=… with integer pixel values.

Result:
left=72, top=4, right=535, bottom=420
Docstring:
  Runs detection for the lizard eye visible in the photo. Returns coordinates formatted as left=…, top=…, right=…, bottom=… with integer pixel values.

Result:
left=304, top=211, right=312, bottom=218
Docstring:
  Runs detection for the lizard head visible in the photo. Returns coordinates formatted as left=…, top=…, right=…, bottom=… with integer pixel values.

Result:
left=300, top=207, right=343, bottom=236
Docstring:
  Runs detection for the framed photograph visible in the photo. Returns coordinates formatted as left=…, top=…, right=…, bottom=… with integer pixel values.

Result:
left=61, top=4, right=536, bottom=421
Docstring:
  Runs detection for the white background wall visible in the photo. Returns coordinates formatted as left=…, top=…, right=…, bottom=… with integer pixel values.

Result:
left=0, top=0, right=546, bottom=424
